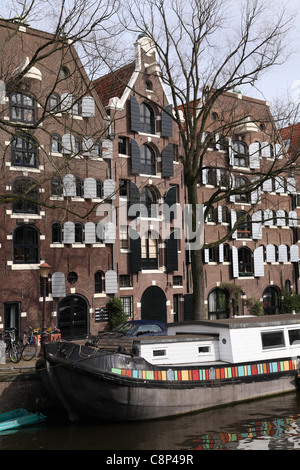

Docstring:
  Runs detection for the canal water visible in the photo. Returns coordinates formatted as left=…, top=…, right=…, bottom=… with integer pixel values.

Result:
left=1, top=392, right=300, bottom=451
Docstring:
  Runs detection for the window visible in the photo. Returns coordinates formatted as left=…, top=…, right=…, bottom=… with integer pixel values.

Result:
left=219, top=168, right=229, bottom=186
left=75, top=177, right=83, bottom=197
left=173, top=275, right=183, bottom=286
left=222, top=206, right=230, bottom=223
left=206, top=206, right=216, bottom=223
left=13, top=225, right=39, bottom=264
left=96, top=179, right=103, bottom=198
left=120, top=225, right=129, bottom=249
left=59, top=67, right=69, bottom=78
left=67, top=271, right=78, bottom=285
left=223, top=243, right=231, bottom=262
left=74, top=223, right=83, bottom=243
left=51, top=177, right=63, bottom=197
left=10, top=92, right=35, bottom=123
left=12, top=178, right=39, bottom=214
left=74, top=137, right=82, bottom=154
left=94, top=271, right=104, bottom=293
left=119, top=275, right=132, bottom=287
left=288, top=329, right=300, bottom=346
left=51, top=222, right=62, bottom=243
left=72, top=97, right=82, bottom=116
left=140, top=186, right=158, bottom=217
left=153, top=349, right=166, bottom=357
left=141, top=231, right=158, bottom=269
left=261, top=331, right=285, bottom=349
left=237, top=211, right=251, bottom=238
left=233, top=141, right=248, bottom=167
left=49, top=93, right=60, bottom=113
left=11, top=135, right=38, bottom=168
left=207, top=168, right=216, bottom=186
left=140, top=144, right=156, bottom=175
left=118, top=137, right=130, bottom=155
left=51, top=134, right=62, bottom=153
left=140, top=103, right=155, bottom=134
left=238, top=247, right=253, bottom=276
left=120, top=296, right=133, bottom=317
left=208, top=288, right=228, bottom=320
left=119, top=179, right=129, bottom=197
left=235, top=177, right=250, bottom=203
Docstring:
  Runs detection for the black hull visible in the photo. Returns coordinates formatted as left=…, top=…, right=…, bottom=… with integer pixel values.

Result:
left=36, top=341, right=298, bottom=422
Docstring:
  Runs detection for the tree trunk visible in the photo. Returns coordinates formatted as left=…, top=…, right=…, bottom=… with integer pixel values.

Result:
left=187, top=179, right=205, bottom=320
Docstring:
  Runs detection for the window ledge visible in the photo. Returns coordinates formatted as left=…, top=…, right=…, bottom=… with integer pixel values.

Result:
left=50, top=244, right=64, bottom=248
left=8, top=262, right=41, bottom=270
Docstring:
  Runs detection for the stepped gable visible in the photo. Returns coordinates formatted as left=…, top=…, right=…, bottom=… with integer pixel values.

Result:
left=93, top=62, right=136, bottom=108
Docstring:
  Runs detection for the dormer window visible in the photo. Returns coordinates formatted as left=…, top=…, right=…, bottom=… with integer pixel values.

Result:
left=10, top=92, right=36, bottom=123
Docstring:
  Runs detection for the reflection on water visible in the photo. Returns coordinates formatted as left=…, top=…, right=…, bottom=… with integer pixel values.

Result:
left=1, top=393, right=300, bottom=450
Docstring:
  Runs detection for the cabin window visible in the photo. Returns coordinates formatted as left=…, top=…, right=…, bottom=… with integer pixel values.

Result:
left=261, top=330, right=285, bottom=350
left=198, top=346, right=210, bottom=353
left=288, top=329, right=300, bottom=346
left=153, top=349, right=166, bottom=357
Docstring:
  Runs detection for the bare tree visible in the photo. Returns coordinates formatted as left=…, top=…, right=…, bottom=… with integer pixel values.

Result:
left=117, top=0, right=299, bottom=319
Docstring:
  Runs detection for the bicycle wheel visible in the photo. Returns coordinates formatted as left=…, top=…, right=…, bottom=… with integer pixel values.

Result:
left=9, top=343, right=22, bottom=363
left=22, top=341, right=37, bottom=361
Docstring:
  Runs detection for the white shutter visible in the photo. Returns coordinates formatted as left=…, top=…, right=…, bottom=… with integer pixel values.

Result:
left=274, top=143, right=283, bottom=159
left=289, top=211, right=297, bottom=227
left=278, top=244, right=288, bottom=262
left=105, top=270, right=118, bottom=294
left=254, top=246, right=264, bottom=277
left=228, top=137, right=234, bottom=165
left=204, top=248, right=209, bottom=263
left=85, top=222, right=96, bottom=244
left=103, top=179, right=116, bottom=200
left=261, top=142, right=271, bottom=158
left=63, top=174, right=76, bottom=197
left=264, top=209, right=273, bottom=226
left=84, top=178, right=97, bottom=199
left=202, top=168, right=208, bottom=185
left=276, top=210, right=286, bottom=226
left=215, top=133, right=220, bottom=150
left=82, top=96, right=95, bottom=117
left=63, top=221, right=75, bottom=244
left=287, top=177, right=296, bottom=194
left=82, top=138, right=94, bottom=156
left=231, top=209, right=237, bottom=238
left=249, top=142, right=260, bottom=169
left=219, top=243, right=224, bottom=263
left=229, top=174, right=235, bottom=202
left=218, top=205, right=223, bottom=223
left=102, top=139, right=113, bottom=159
left=290, top=244, right=299, bottom=262
left=60, top=93, right=72, bottom=112
left=104, top=222, right=116, bottom=244
left=62, top=134, right=75, bottom=154
left=52, top=272, right=66, bottom=298
left=262, top=178, right=273, bottom=192
left=266, top=244, right=276, bottom=263
left=232, top=246, right=238, bottom=278
left=252, top=211, right=262, bottom=239
left=275, top=176, right=285, bottom=193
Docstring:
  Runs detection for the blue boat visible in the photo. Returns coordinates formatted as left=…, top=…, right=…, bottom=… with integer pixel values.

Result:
left=0, top=408, right=46, bottom=431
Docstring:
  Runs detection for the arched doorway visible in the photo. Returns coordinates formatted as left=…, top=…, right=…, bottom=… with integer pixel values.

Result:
left=58, top=295, right=88, bottom=339
left=263, top=286, right=281, bottom=315
left=208, top=288, right=229, bottom=320
left=141, top=286, right=167, bottom=323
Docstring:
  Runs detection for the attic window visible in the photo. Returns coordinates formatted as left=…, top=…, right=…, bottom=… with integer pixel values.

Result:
left=59, top=67, right=69, bottom=79
left=146, top=80, right=153, bottom=91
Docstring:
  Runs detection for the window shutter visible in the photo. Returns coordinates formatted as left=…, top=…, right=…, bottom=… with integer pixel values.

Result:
left=62, top=134, right=75, bottom=154
left=204, top=249, right=209, bottom=263
left=82, top=96, right=95, bottom=117
left=84, top=178, right=97, bottom=199
left=130, top=228, right=141, bottom=272
left=219, top=243, right=224, bottom=263
left=104, top=222, right=116, bottom=244
left=103, top=179, right=116, bottom=200
left=232, top=246, right=238, bottom=278
left=278, top=244, right=288, bottom=262
left=289, top=210, right=297, bottom=227
left=290, top=244, right=299, bottom=262
left=264, top=209, right=273, bottom=226
left=274, top=143, right=283, bottom=159
left=229, top=174, right=235, bottom=202
left=102, top=139, right=113, bottom=159
left=165, top=186, right=177, bottom=221
left=166, top=232, right=178, bottom=272
left=218, top=205, right=223, bottom=223
left=231, top=209, right=237, bottom=239
left=161, top=143, right=174, bottom=177
left=96, top=222, right=104, bottom=242
left=228, top=137, right=234, bottom=165
left=82, top=138, right=94, bottom=156
left=63, top=174, right=76, bottom=197
left=85, top=222, right=96, bottom=244
left=60, top=93, right=72, bottom=112
left=254, top=246, right=264, bottom=277
left=63, top=221, right=75, bottom=244
left=287, top=177, right=296, bottom=194
left=266, top=244, right=276, bottom=263
left=275, top=176, right=285, bottom=193
left=128, top=182, right=140, bottom=218
left=130, top=95, right=140, bottom=132
left=249, top=142, right=260, bottom=169
left=276, top=210, right=286, bottom=226
left=161, top=104, right=173, bottom=137
left=52, top=272, right=66, bottom=298
left=131, top=139, right=141, bottom=174
left=263, top=178, right=273, bottom=192
left=252, top=211, right=262, bottom=239
left=261, top=142, right=271, bottom=158
left=105, top=270, right=118, bottom=294
left=202, top=168, right=208, bottom=185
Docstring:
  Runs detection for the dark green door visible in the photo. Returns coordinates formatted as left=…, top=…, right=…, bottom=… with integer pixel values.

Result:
left=58, top=295, right=88, bottom=339
left=141, top=286, right=167, bottom=323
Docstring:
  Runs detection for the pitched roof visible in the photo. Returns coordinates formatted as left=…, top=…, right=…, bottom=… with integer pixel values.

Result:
left=93, top=62, right=136, bottom=108
left=280, top=122, right=300, bottom=158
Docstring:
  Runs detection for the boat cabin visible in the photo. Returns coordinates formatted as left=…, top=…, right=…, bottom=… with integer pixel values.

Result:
left=132, top=314, right=300, bottom=366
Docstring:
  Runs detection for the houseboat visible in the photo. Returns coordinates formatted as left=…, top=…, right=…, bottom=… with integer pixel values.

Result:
left=36, top=314, right=300, bottom=422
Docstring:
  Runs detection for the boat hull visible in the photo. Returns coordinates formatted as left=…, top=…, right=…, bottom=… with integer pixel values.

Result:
left=36, top=341, right=298, bottom=422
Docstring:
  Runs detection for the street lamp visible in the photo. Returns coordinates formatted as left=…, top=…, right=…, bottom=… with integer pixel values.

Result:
left=39, top=262, right=51, bottom=355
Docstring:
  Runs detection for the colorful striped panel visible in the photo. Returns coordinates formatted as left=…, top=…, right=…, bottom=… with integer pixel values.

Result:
left=111, top=359, right=298, bottom=382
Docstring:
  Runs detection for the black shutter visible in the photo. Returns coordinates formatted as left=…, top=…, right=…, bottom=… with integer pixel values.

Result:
left=184, top=294, right=193, bottom=321
left=161, top=143, right=174, bottom=177
left=129, top=228, right=141, bottom=272
left=166, top=231, right=178, bottom=272
left=128, top=181, right=140, bottom=218
left=161, top=104, right=173, bottom=137
left=131, top=139, right=141, bottom=174
left=165, top=186, right=177, bottom=221
left=130, top=95, right=140, bottom=132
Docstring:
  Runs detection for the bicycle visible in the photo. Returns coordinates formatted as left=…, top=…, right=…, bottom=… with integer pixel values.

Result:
left=1, top=328, right=22, bottom=363
left=19, top=327, right=38, bottom=361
